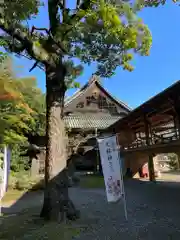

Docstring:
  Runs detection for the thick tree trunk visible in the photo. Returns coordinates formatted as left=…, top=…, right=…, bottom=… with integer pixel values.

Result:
left=40, top=65, right=80, bottom=221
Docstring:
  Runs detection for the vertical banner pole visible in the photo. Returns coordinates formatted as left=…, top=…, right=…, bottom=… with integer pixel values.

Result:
left=0, top=145, right=10, bottom=217
left=0, top=146, right=6, bottom=217
left=116, top=134, right=128, bottom=221
left=0, top=191, right=2, bottom=217
left=95, top=128, right=99, bottom=172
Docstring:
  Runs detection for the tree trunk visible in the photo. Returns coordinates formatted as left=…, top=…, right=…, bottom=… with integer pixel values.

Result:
left=40, top=65, right=80, bottom=221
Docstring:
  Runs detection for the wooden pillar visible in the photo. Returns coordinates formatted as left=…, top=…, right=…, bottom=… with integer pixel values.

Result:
left=148, top=154, right=155, bottom=181
left=177, top=154, right=180, bottom=170
left=144, top=114, right=155, bottom=181
left=173, top=100, right=180, bottom=139
left=144, top=115, right=150, bottom=146
left=175, top=152, right=180, bottom=170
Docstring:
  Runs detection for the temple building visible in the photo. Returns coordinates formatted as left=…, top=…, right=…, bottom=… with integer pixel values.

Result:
left=64, top=75, right=130, bottom=127
left=27, top=75, right=131, bottom=174
left=63, top=75, right=131, bottom=171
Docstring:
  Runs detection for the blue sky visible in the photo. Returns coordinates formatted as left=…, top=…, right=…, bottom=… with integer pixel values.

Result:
left=13, top=1, right=180, bottom=109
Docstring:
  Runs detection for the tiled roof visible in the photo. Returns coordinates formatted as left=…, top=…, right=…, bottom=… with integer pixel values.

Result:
left=64, top=115, right=121, bottom=129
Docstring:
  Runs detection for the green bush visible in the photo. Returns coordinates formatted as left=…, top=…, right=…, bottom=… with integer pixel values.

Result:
left=167, top=153, right=178, bottom=170
left=8, top=174, right=18, bottom=189
left=8, top=171, right=44, bottom=191
left=11, top=144, right=30, bottom=172
left=30, top=179, right=45, bottom=191
left=15, top=177, right=30, bottom=190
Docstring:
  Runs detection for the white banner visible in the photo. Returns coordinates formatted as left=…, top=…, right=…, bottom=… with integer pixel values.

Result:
left=97, top=135, right=123, bottom=203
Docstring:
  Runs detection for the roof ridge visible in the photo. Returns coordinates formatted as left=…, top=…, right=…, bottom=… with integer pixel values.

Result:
left=64, top=75, right=97, bottom=106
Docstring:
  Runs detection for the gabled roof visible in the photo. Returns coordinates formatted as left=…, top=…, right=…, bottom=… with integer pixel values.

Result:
left=64, top=75, right=131, bottom=112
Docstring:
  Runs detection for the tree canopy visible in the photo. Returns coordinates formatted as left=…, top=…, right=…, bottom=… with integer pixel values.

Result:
left=0, top=0, right=152, bottom=77
left=142, top=0, right=179, bottom=7
left=0, top=58, right=45, bottom=145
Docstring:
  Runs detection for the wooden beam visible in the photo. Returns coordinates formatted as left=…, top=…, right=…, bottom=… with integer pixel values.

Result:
left=127, top=119, right=143, bottom=127
left=127, top=112, right=172, bottom=131
left=146, top=104, right=174, bottom=118
left=150, top=117, right=173, bottom=128
left=129, top=124, right=144, bottom=131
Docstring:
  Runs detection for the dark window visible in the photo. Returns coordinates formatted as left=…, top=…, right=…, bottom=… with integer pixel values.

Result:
left=108, top=103, right=117, bottom=113
left=86, top=96, right=97, bottom=106
left=76, top=102, right=84, bottom=108
left=64, top=111, right=72, bottom=116
left=99, top=95, right=107, bottom=109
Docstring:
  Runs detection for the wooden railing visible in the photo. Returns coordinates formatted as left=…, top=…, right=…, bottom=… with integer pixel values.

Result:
left=122, top=127, right=179, bottom=151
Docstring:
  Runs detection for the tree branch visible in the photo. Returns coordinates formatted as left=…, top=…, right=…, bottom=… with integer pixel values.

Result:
left=76, top=0, right=81, bottom=9
left=62, top=0, right=66, bottom=22
left=62, top=0, right=92, bottom=39
left=0, top=17, right=50, bottom=65
left=31, top=26, right=50, bottom=36
left=70, top=0, right=91, bottom=21
left=31, top=25, right=67, bottom=54
left=48, top=0, right=60, bottom=36
left=68, top=132, right=95, bottom=156
left=58, top=0, right=66, bottom=11
left=29, top=61, right=39, bottom=72
left=0, top=35, right=25, bottom=53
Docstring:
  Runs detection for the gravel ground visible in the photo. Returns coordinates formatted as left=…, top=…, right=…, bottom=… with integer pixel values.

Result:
left=71, top=180, right=180, bottom=240
left=2, top=179, right=180, bottom=239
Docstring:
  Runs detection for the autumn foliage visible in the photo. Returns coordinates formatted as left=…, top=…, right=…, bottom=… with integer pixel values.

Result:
left=0, top=58, right=45, bottom=145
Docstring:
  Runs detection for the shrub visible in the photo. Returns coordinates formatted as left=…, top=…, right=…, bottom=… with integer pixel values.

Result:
left=167, top=153, right=179, bottom=170
left=15, top=177, right=30, bottom=190
left=11, top=144, right=30, bottom=172
left=8, top=174, right=18, bottom=189
left=8, top=171, right=44, bottom=191
left=30, top=179, right=45, bottom=191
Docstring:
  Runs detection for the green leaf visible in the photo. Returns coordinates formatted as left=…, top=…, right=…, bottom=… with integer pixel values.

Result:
left=73, top=82, right=81, bottom=88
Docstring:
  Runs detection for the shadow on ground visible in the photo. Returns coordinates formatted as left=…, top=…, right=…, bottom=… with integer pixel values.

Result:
left=1, top=176, right=180, bottom=239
